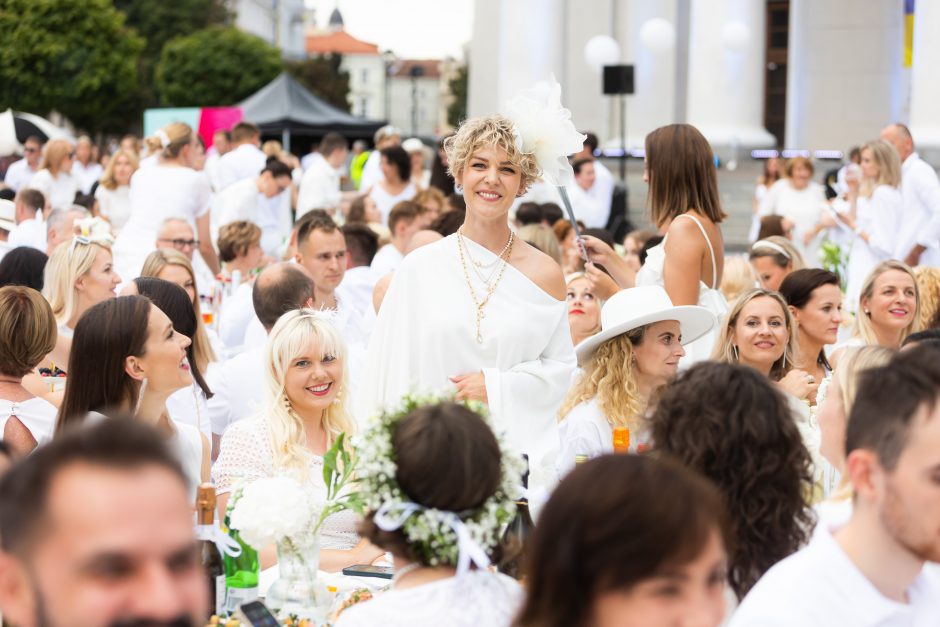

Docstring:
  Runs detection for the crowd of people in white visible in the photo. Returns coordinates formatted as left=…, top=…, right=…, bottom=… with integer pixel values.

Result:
left=0, top=89, right=938, bottom=627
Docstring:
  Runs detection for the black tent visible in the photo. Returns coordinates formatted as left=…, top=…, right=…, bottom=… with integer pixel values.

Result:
left=238, top=73, right=384, bottom=151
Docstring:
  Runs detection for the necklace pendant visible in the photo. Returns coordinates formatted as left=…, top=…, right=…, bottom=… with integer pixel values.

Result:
left=477, top=333, right=483, bottom=344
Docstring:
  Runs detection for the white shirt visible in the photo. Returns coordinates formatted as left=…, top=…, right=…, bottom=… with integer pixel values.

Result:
left=335, top=571, right=522, bottom=627
left=845, top=185, right=903, bottom=312
left=8, top=217, right=47, bottom=251
left=370, top=243, right=404, bottom=276
left=337, top=265, right=380, bottom=323
left=216, top=144, right=267, bottom=190
left=556, top=398, right=652, bottom=476
left=566, top=183, right=607, bottom=229
left=166, top=379, right=212, bottom=443
left=203, top=152, right=225, bottom=192
left=94, top=185, right=132, bottom=233
left=29, top=169, right=79, bottom=209
left=217, top=282, right=255, bottom=350
left=368, top=182, right=417, bottom=227
left=895, top=152, right=940, bottom=262
left=358, top=150, right=383, bottom=193
left=71, top=160, right=103, bottom=195
left=297, top=153, right=341, bottom=219
left=729, top=524, right=940, bottom=627
left=585, top=159, right=614, bottom=227
left=205, top=345, right=267, bottom=437
left=4, top=158, right=38, bottom=191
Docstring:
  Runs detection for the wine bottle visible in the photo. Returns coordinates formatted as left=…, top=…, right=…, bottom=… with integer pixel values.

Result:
left=222, top=494, right=260, bottom=615
left=195, top=483, right=225, bottom=618
left=500, top=454, right=534, bottom=580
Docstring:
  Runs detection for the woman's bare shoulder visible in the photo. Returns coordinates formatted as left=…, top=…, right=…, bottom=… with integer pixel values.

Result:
left=511, top=240, right=567, bottom=301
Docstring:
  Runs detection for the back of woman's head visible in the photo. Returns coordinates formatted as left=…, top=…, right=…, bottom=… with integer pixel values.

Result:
left=833, top=346, right=895, bottom=417
left=145, top=122, right=193, bottom=160
left=719, top=254, right=758, bottom=303
left=56, top=296, right=152, bottom=435
left=748, top=236, right=804, bottom=270
left=0, top=286, right=57, bottom=378
left=517, top=223, right=562, bottom=266
left=913, top=266, right=940, bottom=330
left=132, top=277, right=212, bottom=399
left=651, top=361, right=813, bottom=599
left=0, top=247, right=48, bottom=291
left=42, top=238, right=110, bottom=325
left=515, top=455, right=728, bottom=627
left=644, top=124, right=726, bottom=227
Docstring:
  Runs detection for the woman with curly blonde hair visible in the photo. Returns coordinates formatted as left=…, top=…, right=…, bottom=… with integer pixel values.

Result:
left=360, top=103, right=586, bottom=486
left=213, top=309, right=381, bottom=571
left=557, top=286, right=715, bottom=474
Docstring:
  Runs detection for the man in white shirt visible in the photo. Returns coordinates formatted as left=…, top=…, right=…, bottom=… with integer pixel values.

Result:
left=338, top=223, right=379, bottom=322
left=730, top=345, right=940, bottom=627
left=70, top=136, right=102, bottom=195
left=567, top=158, right=607, bottom=228
left=216, top=121, right=267, bottom=190
left=880, top=123, right=940, bottom=266
left=205, top=262, right=314, bottom=453
left=574, top=132, right=614, bottom=226
left=203, top=129, right=231, bottom=192
left=297, top=132, right=349, bottom=219
left=8, top=189, right=46, bottom=251
left=3, top=136, right=43, bottom=192
left=359, top=125, right=401, bottom=192
left=371, top=200, right=428, bottom=276
left=211, top=160, right=293, bottom=256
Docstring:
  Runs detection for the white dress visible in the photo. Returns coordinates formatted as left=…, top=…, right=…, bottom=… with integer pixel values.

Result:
left=1, top=397, right=58, bottom=445
left=760, top=179, right=828, bottom=266
left=358, top=235, right=576, bottom=489
left=94, top=185, right=132, bottom=234
left=29, top=169, right=79, bottom=209
left=166, top=379, right=212, bottom=443
left=368, top=182, right=416, bottom=226
left=334, top=571, right=522, bottom=627
left=844, top=185, right=903, bottom=314
left=112, top=165, right=211, bottom=281
left=636, top=214, right=728, bottom=365
left=212, top=417, right=359, bottom=550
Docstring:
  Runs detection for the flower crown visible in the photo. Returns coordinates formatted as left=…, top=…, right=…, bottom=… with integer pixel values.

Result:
left=353, top=394, right=525, bottom=573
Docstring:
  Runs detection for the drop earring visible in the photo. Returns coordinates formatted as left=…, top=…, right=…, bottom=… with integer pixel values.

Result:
left=732, top=345, right=739, bottom=361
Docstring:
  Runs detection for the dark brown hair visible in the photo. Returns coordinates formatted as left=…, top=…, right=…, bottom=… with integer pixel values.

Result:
left=0, top=286, right=56, bottom=378
left=342, top=223, right=379, bottom=267
left=651, top=362, right=814, bottom=599
left=231, top=121, right=260, bottom=143
left=847, top=343, right=940, bottom=470
left=514, top=455, right=728, bottom=627
left=55, top=296, right=152, bottom=434
left=359, top=402, right=505, bottom=566
left=0, top=418, right=186, bottom=556
left=644, top=124, right=726, bottom=227
left=778, top=268, right=841, bottom=370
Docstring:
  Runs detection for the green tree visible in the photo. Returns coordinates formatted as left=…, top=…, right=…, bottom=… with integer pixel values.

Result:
left=113, top=0, right=231, bottom=108
left=155, top=26, right=283, bottom=107
left=285, top=54, right=351, bottom=112
left=447, top=64, right=469, bottom=129
left=0, top=0, right=144, bottom=133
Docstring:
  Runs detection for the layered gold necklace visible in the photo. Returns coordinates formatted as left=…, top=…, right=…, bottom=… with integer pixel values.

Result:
left=456, top=228, right=515, bottom=343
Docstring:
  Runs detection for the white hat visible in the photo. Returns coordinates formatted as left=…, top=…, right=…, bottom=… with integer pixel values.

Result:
left=575, top=286, right=716, bottom=366
left=402, top=138, right=425, bottom=153
left=0, top=200, right=15, bottom=232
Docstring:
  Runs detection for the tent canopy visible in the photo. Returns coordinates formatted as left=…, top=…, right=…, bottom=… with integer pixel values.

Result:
left=239, top=73, right=384, bottom=144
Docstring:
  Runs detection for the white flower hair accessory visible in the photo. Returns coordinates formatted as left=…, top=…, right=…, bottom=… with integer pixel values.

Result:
left=155, top=129, right=171, bottom=149
left=74, top=217, right=114, bottom=244
left=354, top=394, right=525, bottom=574
left=503, top=75, right=586, bottom=187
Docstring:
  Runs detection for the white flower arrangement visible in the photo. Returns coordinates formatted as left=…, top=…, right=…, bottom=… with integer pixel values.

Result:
left=503, top=75, right=586, bottom=187
left=353, top=395, right=525, bottom=570
left=228, top=476, right=322, bottom=550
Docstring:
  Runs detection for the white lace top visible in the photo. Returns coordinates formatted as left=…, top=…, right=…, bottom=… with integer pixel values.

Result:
left=212, top=417, right=359, bottom=550
left=334, top=571, right=522, bottom=627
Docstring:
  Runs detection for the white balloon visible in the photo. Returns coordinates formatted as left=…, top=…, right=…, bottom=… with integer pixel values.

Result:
left=584, top=35, right=621, bottom=72
left=639, top=18, right=675, bottom=54
left=721, top=21, right=751, bottom=53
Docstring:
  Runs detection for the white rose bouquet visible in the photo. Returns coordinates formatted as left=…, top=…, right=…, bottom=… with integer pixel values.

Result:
left=228, top=476, right=321, bottom=550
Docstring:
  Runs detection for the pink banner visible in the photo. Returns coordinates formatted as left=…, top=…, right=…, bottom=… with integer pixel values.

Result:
left=198, top=107, right=243, bottom=150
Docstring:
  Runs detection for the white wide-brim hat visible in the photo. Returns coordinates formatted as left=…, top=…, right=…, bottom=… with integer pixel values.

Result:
left=0, top=199, right=15, bottom=232
left=575, top=285, right=716, bottom=366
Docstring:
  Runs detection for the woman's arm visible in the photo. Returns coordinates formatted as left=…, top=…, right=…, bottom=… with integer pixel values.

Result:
left=196, top=213, right=221, bottom=275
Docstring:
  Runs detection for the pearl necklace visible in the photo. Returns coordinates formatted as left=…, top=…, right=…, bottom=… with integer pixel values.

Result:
left=456, top=229, right=514, bottom=344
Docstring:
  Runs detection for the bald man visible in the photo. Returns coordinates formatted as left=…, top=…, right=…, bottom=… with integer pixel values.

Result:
left=880, top=123, right=940, bottom=266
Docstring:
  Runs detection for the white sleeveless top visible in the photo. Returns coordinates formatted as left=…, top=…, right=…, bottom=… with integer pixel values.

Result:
left=170, top=419, right=203, bottom=497
left=368, top=181, right=417, bottom=226
left=636, top=213, right=728, bottom=365
left=1, top=397, right=58, bottom=446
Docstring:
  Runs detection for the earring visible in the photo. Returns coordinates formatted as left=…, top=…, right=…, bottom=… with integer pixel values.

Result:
left=332, top=388, right=342, bottom=405
left=782, top=348, right=789, bottom=369
left=454, top=183, right=464, bottom=194
left=732, top=345, right=739, bottom=361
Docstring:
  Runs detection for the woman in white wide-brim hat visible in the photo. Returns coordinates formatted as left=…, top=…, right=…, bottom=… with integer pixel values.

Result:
left=556, top=285, right=715, bottom=475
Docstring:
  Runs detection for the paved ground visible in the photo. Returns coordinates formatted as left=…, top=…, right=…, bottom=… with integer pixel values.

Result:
left=600, top=158, right=764, bottom=253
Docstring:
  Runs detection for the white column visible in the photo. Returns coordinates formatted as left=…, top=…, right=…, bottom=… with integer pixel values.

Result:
left=685, top=0, right=775, bottom=151
left=908, top=0, right=940, bottom=153
left=468, top=0, right=563, bottom=118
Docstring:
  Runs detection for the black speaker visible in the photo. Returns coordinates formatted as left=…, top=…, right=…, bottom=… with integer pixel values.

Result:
left=603, top=64, right=634, bottom=95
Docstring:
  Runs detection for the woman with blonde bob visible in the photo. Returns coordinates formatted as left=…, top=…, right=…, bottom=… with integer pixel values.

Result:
left=748, top=236, right=805, bottom=291
left=841, top=139, right=904, bottom=310
left=557, top=286, right=715, bottom=473
left=140, top=248, right=217, bottom=371
left=214, top=309, right=382, bottom=570
left=29, top=139, right=79, bottom=209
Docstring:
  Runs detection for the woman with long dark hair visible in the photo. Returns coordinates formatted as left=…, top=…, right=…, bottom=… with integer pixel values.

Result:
left=652, top=362, right=814, bottom=602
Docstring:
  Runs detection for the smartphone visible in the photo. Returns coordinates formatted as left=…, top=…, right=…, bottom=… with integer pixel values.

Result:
left=237, top=600, right=280, bottom=627
left=342, top=564, right=395, bottom=579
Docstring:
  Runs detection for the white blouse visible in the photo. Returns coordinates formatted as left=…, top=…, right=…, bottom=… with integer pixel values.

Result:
left=212, top=417, right=359, bottom=550
left=0, top=397, right=58, bottom=445
left=94, top=185, right=132, bottom=234
left=29, top=169, right=80, bottom=209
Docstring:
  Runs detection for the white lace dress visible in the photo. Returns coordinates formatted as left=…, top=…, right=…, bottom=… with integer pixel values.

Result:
left=212, top=417, right=359, bottom=550
left=334, top=571, right=522, bottom=627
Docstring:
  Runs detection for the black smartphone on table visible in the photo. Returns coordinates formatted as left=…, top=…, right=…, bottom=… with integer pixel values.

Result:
left=342, top=564, right=395, bottom=579
left=237, top=600, right=280, bottom=627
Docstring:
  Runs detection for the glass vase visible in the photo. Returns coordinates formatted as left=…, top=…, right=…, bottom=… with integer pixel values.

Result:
left=266, top=533, right=329, bottom=620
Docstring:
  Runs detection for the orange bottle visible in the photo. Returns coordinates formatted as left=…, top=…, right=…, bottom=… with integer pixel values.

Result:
left=612, top=427, right=630, bottom=453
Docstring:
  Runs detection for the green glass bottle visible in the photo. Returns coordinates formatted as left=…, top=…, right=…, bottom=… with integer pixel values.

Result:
left=222, top=500, right=259, bottom=615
